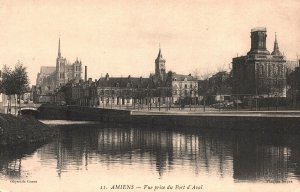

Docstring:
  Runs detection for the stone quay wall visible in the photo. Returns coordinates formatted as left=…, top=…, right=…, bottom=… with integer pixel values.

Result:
left=37, top=104, right=300, bottom=133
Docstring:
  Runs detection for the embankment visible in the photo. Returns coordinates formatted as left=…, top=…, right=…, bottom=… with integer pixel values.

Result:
left=0, top=113, right=56, bottom=146
left=37, top=104, right=300, bottom=133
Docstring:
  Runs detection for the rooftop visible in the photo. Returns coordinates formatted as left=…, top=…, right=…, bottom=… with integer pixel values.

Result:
left=251, top=27, right=267, bottom=32
left=40, top=66, right=56, bottom=75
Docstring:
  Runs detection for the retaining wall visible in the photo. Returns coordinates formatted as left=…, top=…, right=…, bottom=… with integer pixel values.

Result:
left=37, top=104, right=300, bottom=133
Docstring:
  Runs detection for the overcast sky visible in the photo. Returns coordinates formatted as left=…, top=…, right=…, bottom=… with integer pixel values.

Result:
left=0, top=0, right=300, bottom=85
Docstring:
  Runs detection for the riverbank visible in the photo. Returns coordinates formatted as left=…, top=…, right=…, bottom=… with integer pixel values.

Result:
left=0, top=113, right=56, bottom=146
left=37, top=104, right=300, bottom=133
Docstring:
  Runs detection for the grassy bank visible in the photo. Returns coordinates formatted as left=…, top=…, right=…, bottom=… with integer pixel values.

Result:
left=0, top=114, right=56, bottom=146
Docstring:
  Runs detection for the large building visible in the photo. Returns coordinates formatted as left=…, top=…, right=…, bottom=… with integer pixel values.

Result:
left=35, top=66, right=56, bottom=94
left=153, top=47, right=198, bottom=104
left=57, top=47, right=198, bottom=107
left=232, top=28, right=286, bottom=98
left=170, top=72, right=198, bottom=105
left=198, top=71, right=232, bottom=104
left=56, top=38, right=82, bottom=88
left=35, top=38, right=83, bottom=97
left=287, top=60, right=300, bottom=108
left=96, top=73, right=156, bottom=107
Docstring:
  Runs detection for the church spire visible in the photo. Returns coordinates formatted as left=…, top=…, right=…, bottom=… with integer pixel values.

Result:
left=58, top=36, right=61, bottom=58
left=272, top=32, right=282, bottom=56
left=156, top=43, right=164, bottom=60
left=155, top=44, right=166, bottom=82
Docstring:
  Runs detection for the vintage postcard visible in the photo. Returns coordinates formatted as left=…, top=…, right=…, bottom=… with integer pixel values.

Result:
left=0, top=0, right=300, bottom=192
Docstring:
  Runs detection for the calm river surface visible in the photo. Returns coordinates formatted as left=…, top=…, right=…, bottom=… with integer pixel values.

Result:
left=0, top=121, right=300, bottom=192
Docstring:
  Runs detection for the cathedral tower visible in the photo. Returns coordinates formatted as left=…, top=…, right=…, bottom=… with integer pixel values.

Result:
left=56, top=37, right=67, bottom=87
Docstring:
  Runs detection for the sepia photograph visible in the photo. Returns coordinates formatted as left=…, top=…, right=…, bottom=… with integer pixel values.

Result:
left=0, top=0, right=300, bottom=191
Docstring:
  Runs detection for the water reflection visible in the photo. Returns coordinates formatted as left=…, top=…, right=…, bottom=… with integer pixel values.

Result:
left=0, top=144, right=43, bottom=179
left=232, top=132, right=300, bottom=182
left=1, top=123, right=300, bottom=183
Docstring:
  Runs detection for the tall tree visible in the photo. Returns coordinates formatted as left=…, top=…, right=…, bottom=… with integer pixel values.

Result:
left=1, top=62, right=29, bottom=114
left=1, top=65, right=16, bottom=113
left=14, top=62, right=30, bottom=113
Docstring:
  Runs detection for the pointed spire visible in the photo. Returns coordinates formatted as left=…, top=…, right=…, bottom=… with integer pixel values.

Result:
left=58, top=36, right=61, bottom=58
left=156, top=43, right=164, bottom=59
left=274, top=32, right=279, bottom=50
left=272, top=32, right=282, bottom=56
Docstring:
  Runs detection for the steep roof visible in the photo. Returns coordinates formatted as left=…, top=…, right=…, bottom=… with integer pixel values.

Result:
left=40, top=66, right=56, bottom=75
left=271, top=33, right=282, bottom=56
left=97, top=76, right=155, bottom=89
left=155, top=47, right=166, bottom=62
left=171, top=72, right=195, bottom=81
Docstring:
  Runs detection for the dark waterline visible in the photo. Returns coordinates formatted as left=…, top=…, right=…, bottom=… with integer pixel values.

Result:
left=1, top=122, right=300, bottom=191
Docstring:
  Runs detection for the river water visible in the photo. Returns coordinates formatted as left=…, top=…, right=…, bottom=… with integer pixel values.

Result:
left=0, top=121, right=300, bottom=192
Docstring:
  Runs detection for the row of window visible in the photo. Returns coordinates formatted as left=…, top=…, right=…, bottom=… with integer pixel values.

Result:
left=59, top=63, right=81, bottom=72
left=173, top=90, right=197, bottom=96
left=258, top=64, right=284, bottom=77
left=60, top=73, right=80, bottom=79
left=173, top=84, right=197, bottom=89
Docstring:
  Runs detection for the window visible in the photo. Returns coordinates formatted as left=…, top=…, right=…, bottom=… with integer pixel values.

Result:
left=268, top=65, right=272, bottom=77
left=272, top=64, right=275, bottom=76
left=185, top=84, right=187, bottom=89
left=277, top=65, right=282, bottom=77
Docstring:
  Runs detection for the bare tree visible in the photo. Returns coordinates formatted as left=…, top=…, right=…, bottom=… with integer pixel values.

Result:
left=192, top=68, right=212, bottom=80
left=197, top=71, right=212, bottom=112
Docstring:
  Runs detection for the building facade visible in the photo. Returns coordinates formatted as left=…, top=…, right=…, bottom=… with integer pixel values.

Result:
left=56, top=46, right=198, bottom=108
left=35, top=66, right=56, bottom=94
left=232, top=28, right=286, bottom=98
left=198, top=71, right=232, bottom=104
left=287, top=60, right=300, bottom=108
left=96, top=74, right=155, bottom=108
left=170, top=73, right=198, bottom=104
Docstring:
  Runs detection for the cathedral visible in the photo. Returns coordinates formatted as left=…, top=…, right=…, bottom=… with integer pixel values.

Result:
left=36, top=38, right=83, bottom=95
left=232, top=27, right=286, bottom=97
left=55, top=38, right=82, bottom=88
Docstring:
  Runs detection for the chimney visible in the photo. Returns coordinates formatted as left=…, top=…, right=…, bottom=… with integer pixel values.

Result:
left=85, top=66, right=87, bottom=82
left=88, top=78, right=92, bottom=85
left=105, top=73, right=109, bottom=81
